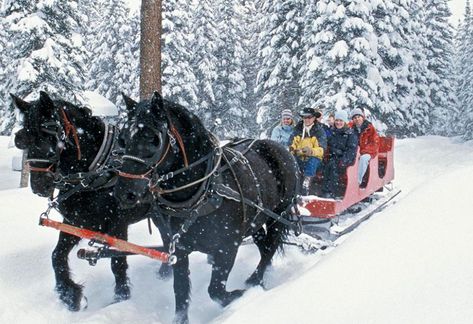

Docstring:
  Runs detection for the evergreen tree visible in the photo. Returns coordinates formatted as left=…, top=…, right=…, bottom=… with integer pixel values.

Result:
left=86, top=0, right=139, bottom=109
left=424, top=0, right=458, bottom=136
left=299, top=0, right=380, bottom=118
left=234, top=0, right=261, bottom=137
left=190, top=0, right=222, bottom=128
left=371, top=0, right=413, bottom=135
left=407, top=0, right=432, bottom=136
left=0, top=12, right=8, bottom=134
left=255, top=0, right=305, bottom=133
left=211, top=0, right=252, bottom=138
left=161, top=0, right=198, bottom=109
left=0, top=0, right=87, bottom=134
left=455, top=0, right=473, bottom=139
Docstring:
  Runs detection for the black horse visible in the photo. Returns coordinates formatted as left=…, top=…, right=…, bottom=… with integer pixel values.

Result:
left=114, top=92, right=300, bottom=323
left=11, top=91, right=163, bottom=311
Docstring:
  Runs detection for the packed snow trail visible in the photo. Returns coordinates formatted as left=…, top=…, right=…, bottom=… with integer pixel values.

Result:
left=1, top=136, right=473, bottom=324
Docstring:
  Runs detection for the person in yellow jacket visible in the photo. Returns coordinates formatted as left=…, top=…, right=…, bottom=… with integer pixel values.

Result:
left=289, top=107, right=327, bottom=195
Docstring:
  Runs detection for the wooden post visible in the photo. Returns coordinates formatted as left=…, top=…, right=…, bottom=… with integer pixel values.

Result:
left=19, top=150, right=29, bottom=188
left=140, top=0, right=162, bottom=100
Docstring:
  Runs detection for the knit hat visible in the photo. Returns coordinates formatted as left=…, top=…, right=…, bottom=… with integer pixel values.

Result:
left=281, top=109, right=293, bottom=119
left=350, top=108, right=364, bottom=119
left=334, top=110, right=349, bottom=123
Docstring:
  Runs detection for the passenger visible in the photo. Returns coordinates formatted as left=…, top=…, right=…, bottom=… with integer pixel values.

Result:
left=321, top=110, right=358, bottom=199
left=349, top=107, right=379, bottom=185
left=289, top=107, right=327, bottom=195
left=326, top=113, right=335, bottom=128
left=270, top=109, right=295, bottom=146
left=316, top=108, right=332, bottom=139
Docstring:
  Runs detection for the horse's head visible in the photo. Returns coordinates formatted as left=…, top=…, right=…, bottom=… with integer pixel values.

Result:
left=115, top=92, right=172, bottom=207
left=12, top=91, right=96, bottom=197
left=12, top=91, right=61, bottom=197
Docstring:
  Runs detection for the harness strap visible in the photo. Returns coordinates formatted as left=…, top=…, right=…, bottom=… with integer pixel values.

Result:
left=214, top=183, right=300, bottom=232
left=59, top=108, right=81, bottom=160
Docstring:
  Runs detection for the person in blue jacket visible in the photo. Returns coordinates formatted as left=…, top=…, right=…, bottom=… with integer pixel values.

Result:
left=321, top=110, right=358, bottom=199
left=270, top=109, right=295, bottom=146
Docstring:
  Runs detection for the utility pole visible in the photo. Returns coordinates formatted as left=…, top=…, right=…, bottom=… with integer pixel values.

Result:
left=140, top=0, right=162, bottom=100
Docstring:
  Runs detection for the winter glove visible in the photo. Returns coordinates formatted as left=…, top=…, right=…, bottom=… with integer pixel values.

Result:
left=301, top=146, right=312, bottom=156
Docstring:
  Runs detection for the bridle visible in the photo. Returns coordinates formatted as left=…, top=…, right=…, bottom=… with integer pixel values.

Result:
left=25, top=107, right=82, bottom=179
left=118, top=123, right=186, bottom=181
left=118, top=121, right=223, bottom=195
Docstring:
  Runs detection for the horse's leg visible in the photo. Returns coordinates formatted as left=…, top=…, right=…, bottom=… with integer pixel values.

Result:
left=109, top=224, right=131, bottom=302
left=208, top=247, right=244, bottom=307
left=52, top=231, right=84, bottom=311
left=246, top=222, right=284, bottom=287
left=151, top=214, right=173, bottom=280
left=172, top=249, right=191, bottom=324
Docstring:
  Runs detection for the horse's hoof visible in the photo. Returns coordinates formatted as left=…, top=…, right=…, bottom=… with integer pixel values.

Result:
left=57, top=283, right=84, bottom=311
left=114, top=285, right=131, bottom=302
left=173, top=311, right=189, bottom=324
left=245, top=272, right=263, bottom=287
left=214, top=289, right=245, bottom=307
left=157, top=263, right=173, bottom=280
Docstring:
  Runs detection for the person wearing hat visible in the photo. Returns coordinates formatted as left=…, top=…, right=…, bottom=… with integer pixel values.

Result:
left=321, top=110, right=358, bottom=198
left=289, top=107, right=327, bottom=195
left=271, top=109, right=295, bottom=146
left=349, top=107, right=379, bottom=185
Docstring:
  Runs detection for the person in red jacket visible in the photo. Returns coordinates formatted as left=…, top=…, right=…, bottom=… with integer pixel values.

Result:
left=349, top=107, right=379, bottom=185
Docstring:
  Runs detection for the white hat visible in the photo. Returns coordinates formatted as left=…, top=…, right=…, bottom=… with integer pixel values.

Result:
left=350, top=108, right=364, bottom=119
left=281, top=109, right=293, bottom=119
left=334, top=110, right=348, bottom=123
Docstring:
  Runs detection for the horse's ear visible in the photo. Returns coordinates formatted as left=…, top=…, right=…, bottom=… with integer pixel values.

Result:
left=150, top=91, right=170, bottom=121
left=39, top=91, right=55, bottom=112
left=10, top=94, right=30, bottom=113
left=151, top=91, right=164, bottom=110
left=122, top=93, right=137, bottom=111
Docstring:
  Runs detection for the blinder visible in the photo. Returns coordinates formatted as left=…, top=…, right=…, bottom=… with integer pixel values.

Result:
left=14, top=128, right=32, bottom=150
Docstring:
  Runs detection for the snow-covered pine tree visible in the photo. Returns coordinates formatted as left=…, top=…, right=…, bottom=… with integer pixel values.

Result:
left=86, top=0, right=139, bottom=109
left=406, top=0, right=432, bottom=136
left=370, top=0, right=413, bottom=135
left=190, top=0, right=222, bottom=129
left=0, top=0, right=87, bottom=135
left=0, top=11, right=8, bottom=134
left=255, top=0, right=305, bottom=133
left=0, top=0, right=36, bottom=134
left=455, top=0, right=473, bottom=140
left=238, top=0, right=261, bottom=137
left=161, top=0, right=198, bottom=109
left=299, top=0, right=380, bottom=118
left=211, top=0, right=252, bottom=138
left=424, top=0, right=458, bottom=136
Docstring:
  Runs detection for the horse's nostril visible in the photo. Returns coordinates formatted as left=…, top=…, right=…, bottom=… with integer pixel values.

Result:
left=126, top=192, right=137, bottom=202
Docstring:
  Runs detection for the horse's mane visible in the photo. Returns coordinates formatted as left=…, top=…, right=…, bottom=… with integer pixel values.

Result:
left=134, top=97, right=211, bottom=146
left=165, top=99, right=209, bottom=139
left=55, top=99, right=105, bottom=128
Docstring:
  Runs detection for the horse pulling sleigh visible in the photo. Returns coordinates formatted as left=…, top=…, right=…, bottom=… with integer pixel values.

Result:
left=13, top=91, right=398, bottom=324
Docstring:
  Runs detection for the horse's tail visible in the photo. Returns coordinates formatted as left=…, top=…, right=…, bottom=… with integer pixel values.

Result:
left=255, top=139, right=300, bottom=208
left=253, top=139, right=301, bottom=250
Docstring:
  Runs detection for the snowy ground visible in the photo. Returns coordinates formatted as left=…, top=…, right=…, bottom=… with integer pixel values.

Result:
left=0, top=135, right=472, bottom=324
